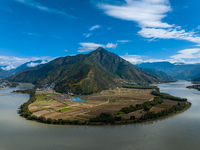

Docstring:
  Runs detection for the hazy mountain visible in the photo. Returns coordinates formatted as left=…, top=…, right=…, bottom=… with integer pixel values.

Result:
left=0, top=69, right=12, bottom=79
left=138, top=67, right=175, bottom=82
left=9, top=60, right=47, bottom=74
left=8, top=47, right=163, bottom=94
left=138, top=62, right=200, bottom=79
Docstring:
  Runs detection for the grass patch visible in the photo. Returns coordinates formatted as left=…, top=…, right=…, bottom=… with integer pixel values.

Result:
left=58, top=108, right=73, bottom=112
left=114, top=111, right=125, bottom=114
left=45, top=108, right=54, bottom=111
left=37, top=98, right=52, bottom=102
left=156, top=104, right=174, bottom=109
left=36, top=94, right=46, bottom=99
left=76, top=115, right=94, bottom=119
left=34, top=102, right=50, bottom=106
left=62, top=105, right=69, bottom=108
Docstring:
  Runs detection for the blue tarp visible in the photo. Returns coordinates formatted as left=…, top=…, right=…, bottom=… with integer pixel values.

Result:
left=70, top=97, right=84, bottom=102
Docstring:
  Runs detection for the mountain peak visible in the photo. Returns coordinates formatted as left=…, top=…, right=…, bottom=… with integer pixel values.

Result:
left=96, top=47, right=105, bottom=51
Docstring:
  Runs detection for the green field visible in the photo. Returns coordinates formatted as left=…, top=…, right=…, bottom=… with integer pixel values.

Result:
left=58, top=108, right=73, bottom=112
left=36, top=94, right=46, bottom=99
left=62, top=105, right=69, bottom=108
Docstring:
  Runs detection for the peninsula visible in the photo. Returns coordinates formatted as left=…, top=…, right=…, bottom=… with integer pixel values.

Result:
left=16, top=84, right=191, bottom=125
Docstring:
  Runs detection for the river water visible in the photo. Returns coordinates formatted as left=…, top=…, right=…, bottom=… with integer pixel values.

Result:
left=0, top=81, right=200, bottom=150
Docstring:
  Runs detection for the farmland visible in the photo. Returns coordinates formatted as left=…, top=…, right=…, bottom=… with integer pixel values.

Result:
left=27, top=87, right=190, bottom=125
left=29, top=88, right=156, bottom=121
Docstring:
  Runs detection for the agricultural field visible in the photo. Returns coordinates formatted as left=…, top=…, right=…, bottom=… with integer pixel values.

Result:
left=28, top=87, right=190, bottom=124
left=29, top=88, right=157, bottom=121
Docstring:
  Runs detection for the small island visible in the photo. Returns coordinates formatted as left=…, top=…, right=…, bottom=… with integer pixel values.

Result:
left=15, top=85, right=191, bottom=125
left=186, top=85, right=200, bottom=91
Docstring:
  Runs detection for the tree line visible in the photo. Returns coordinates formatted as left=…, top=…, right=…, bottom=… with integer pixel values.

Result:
left=139, top=101, right=189, bottom=121
left=120, top=96, right=163, bottom=114
left=151, top=91, right=187, bottom=102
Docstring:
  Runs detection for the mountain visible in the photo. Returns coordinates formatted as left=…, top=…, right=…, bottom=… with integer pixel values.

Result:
left=8, top=47, right=163, bottom=94
left=0, top=69, right=12, bottom=79
left=9, top=60, right=47, bottom=74
left=192, top=76, right=200, bottom=82
left=138, top=62, right=200, bottom=79
left=138, top=67, right=175, bottom=82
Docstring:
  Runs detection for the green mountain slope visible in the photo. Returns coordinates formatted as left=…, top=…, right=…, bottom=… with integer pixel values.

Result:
left=8, top=47, right=163, bottom=94
left=138, top=67, right=175, bottom=82
left=55, top=64, right=119, bottom=94
left=84, top=48, right=163, bottom=83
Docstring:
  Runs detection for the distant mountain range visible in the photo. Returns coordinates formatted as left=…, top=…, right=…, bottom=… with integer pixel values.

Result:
left=9, top=60, right=47, bottom=74
left=0, top=60, right=47, bottom=79
left=0, top=69, right=12, bottom=79
left=8, top=47, right=171, bottom=94
left=138, top=62, right=200, bottom=80
left=138, top=67, right=175, bottom=82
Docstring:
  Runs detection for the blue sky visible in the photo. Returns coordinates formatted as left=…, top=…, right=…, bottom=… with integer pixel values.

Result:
left=1, top=0, right=200, bottom=70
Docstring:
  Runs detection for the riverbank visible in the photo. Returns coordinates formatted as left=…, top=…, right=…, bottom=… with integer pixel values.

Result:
left=16, top=85, right=191, bottom=125
left=0, top=82, right=19, bottom=90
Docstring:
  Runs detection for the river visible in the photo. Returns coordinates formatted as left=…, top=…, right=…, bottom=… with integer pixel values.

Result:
left=0, top=81, right=200, bottom=150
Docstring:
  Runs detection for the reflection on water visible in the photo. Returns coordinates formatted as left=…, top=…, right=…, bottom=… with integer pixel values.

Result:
left=0, top=81, right=200, bottom=150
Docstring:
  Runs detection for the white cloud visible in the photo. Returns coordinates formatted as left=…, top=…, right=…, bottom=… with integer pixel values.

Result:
left=16, top=0, right=75, bottom=18
left=89, top=25, right=101, bottom=31
left=121, top=48, right=200, bottom=65
left=64, top=50, right=68, bottom=52
left=27, top=60, right=48, bottom=67
left=170, top=48, right=200, bottom=60
left=78, top=42, right=118, bottom=52
left=197, top=25, right=200, bottom=29
left=97, top=0, right=200, bottom=45
left=3, top=65, right=15, bottom=71
left=138, top=28, right=200, bottom=43
left=26, top=62, right=39, bottom=67
left=98, top=0, right=172, bottom=28
left=78, top=43, right=105, bottom=52
left=106, top=43, right=118, bottom=49
left=120, top=53, right=145, bottom=64
left=83, top=33, right=92, bottom=38
left=121, top=53, right=176, bottom=64
left=0, top=55, right=53, bottom=70
left=117, top=40, right=131, bottom=43
left=82, top=25, right=101, bottom=38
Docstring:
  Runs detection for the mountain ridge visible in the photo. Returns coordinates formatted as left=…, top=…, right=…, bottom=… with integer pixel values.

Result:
left=138, top=62, right=200, bottom=80
left=8, top=48, right=164, bottom=94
